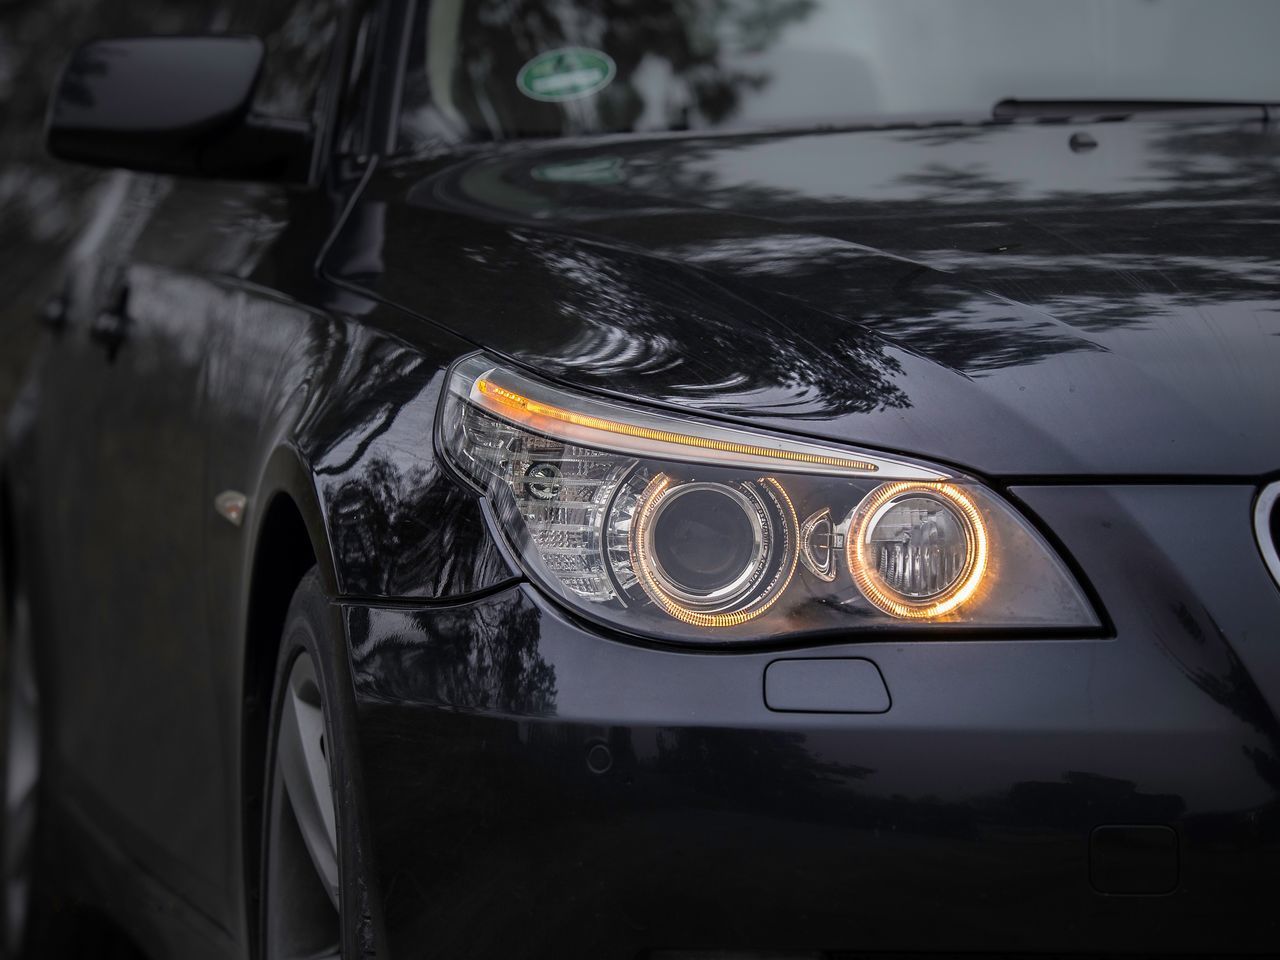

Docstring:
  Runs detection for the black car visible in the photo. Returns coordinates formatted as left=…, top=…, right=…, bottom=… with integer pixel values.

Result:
left=2, top=1, right=1280, bottom=957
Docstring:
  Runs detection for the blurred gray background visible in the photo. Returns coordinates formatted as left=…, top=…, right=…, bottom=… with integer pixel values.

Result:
left=1, top=0, right=91, bottom=427
left=0, top=0, right=214, bottom=432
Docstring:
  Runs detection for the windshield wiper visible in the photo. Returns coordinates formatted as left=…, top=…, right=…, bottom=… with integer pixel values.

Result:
left=993, top=98, right=1275, bottom=122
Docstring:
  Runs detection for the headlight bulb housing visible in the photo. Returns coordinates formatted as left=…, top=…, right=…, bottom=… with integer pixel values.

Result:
left=438, top=354, right=1099, bottom=644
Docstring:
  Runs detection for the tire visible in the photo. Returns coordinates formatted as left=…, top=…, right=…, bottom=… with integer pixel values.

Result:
left=260, top=569, right=373, bottom=960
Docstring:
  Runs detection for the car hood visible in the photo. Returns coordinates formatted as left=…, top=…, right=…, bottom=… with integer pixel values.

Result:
left=335, top=116, right=1280, bottom=477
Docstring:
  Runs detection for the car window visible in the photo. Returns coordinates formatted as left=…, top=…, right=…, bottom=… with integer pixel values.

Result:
left=399, top=0, right=1280, bottom=147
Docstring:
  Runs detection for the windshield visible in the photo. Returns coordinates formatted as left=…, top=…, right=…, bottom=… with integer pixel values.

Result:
left=397, top=0, right=1280, bottom=146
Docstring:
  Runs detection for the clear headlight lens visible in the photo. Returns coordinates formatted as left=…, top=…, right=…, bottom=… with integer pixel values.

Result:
left=439, top=355, right=1099, bottom=644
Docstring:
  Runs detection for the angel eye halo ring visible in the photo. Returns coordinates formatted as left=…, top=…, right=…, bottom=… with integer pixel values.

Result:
left=847, top=481, right=989, bottom=620
left=628, top=474, right=799, bottom=628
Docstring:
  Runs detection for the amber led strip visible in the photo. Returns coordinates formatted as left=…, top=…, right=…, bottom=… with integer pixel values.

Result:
left=476, top=377, right=881, bottom=474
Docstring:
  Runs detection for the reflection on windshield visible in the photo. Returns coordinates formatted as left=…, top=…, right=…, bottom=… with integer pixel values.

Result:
left=400, top=0, right=1280, bottom=146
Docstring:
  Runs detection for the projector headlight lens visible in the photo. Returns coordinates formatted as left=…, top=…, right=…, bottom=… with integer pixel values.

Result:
left=629, top=475, right=797, bottom=627
left=439, top=354, right=1098, bottom=644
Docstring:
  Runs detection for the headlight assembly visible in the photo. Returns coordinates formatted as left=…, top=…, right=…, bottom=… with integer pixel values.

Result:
left=439, top=355, right=1099, bottom=644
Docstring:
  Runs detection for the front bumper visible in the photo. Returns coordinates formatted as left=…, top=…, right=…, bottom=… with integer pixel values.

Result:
left=344, top=485, right=1280, bottom=959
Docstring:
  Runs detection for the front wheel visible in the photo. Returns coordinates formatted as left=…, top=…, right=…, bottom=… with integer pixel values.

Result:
left=261, top=570, right=370, bottom=960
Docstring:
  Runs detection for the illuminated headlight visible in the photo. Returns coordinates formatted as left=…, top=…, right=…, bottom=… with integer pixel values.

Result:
left=625, top=475, right=797, bottom=627
left=439, top=355, right=1098, bottom=644
left=849, top=482, right=987, bottom=620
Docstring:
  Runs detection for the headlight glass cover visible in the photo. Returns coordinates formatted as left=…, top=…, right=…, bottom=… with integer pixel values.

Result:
left=439, top=355, right=1098, bottom=644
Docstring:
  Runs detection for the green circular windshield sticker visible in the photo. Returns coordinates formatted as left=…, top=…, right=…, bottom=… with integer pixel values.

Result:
left=517, top=48, right=616, bottom=103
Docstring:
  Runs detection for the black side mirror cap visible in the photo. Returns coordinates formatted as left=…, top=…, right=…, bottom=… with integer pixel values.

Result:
left=46, top=35, right=313, bottom=184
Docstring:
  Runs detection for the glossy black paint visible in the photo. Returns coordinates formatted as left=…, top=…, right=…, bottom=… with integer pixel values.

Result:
left=346, top=489, right=1280, bottom=955
left=334, top=115, right=1280, bottom=477
left=0, top=3, right=1278, bottom=958
left=3, top=162, right=520, bottom=955
left=47, top=35, right=312, bottom=182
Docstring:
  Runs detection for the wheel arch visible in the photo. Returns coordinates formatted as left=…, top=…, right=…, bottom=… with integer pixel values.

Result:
left=239, top=445, right=337, bottom=951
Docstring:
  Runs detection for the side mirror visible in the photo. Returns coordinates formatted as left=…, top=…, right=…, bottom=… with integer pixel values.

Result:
left=46, top=35, right=313, bottom=183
